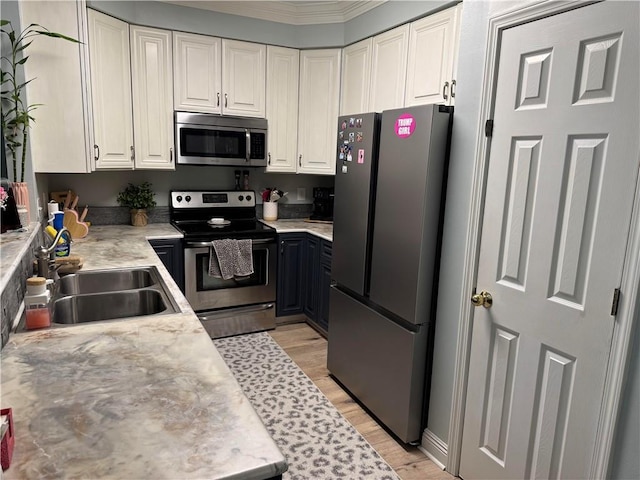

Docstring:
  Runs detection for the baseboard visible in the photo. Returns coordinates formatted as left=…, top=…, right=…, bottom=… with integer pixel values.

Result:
left=420, top=428, right=447, bottom=470
left=275, top=314, right=307, bottom=326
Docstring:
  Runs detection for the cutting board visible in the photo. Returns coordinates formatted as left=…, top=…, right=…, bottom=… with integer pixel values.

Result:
left=63, top=209, right=89, bottom=238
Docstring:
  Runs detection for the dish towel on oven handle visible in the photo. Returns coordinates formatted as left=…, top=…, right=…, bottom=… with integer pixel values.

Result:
left=209, top=239, right=254, bottom=280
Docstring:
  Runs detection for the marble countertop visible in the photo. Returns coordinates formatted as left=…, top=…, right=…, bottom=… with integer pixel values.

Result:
left=261, top=219, right=333, bottom=242
left=0, top=223, right=40, bottom=293
left=0, top=224, right=287, bottom=480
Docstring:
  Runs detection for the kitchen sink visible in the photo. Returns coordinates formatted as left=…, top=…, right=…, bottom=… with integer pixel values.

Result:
left=49, top=266, right=179, bottom=325
left=52, top=290, right=171, bottom=324
left=58, top=267, right=156, bottom=294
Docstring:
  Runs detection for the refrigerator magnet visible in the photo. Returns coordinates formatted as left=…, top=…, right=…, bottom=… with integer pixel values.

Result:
left=358, top=149, right=365, bottom=164
left=348, top=132, right=355, bottom=142
left=339, top=131, right=344, bottom=139
left=349, top=118, right=355, bottom=127
left=341, top=120, right=347, bottom=130
left=395, top=113, right=416, bottom=138
left=356, top=132, right=363, bottom=142
left=342, top=164, right=348, bottom=173
left=347, top=151, right=353, bottom=162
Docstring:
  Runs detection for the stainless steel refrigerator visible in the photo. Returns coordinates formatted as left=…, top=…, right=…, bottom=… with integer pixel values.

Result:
left=328, top=104, right=453, bottom=444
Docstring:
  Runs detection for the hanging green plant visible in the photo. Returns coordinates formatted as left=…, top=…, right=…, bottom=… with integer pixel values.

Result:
left=0, top=19, right=80, bottom=182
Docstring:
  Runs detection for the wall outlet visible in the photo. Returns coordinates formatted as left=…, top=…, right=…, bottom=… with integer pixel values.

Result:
left=297, top=187, right=306, bottom=201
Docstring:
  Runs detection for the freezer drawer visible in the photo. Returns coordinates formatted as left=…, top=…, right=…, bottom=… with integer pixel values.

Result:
left=327, top=287, right=429, bottom=443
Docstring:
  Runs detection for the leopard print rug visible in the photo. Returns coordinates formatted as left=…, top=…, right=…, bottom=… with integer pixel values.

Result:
left=214, top=332, right=400, bottom=480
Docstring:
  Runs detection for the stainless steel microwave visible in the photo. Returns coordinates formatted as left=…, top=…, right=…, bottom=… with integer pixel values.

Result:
left=175, top=111, right=267, bottom=167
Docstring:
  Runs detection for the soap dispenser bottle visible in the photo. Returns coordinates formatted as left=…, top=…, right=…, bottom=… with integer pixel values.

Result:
left=25, top=277, right=51, bottom=330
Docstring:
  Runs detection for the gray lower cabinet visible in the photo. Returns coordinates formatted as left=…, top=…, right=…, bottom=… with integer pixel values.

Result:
left=276, top=234, right=307, bottom=316
left=277, top=232, right=332, bottom=336
left=149, top=238, right=184, bottom=293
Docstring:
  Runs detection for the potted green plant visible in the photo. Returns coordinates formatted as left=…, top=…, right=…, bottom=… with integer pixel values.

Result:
left=1, top=19, right=80, bottom=216
left=117, top=182, right=157, bottom=227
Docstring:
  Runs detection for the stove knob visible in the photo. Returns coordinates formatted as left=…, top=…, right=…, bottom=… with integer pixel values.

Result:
left=246, top=195, right=252, bottom=201
left=176, top=195, right=183, bottom=202
left=238, top=195, right=244, bottom=201
left=185, top=195, right=191, bottom=202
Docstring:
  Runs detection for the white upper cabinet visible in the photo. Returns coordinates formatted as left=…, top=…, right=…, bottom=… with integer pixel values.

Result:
left=130, top=26, right=174, bottom=169
left=405, top=4, right=462, bottom=106
left=298, top=49, right=341, bottom=175
left=173, top=32, right=222, bottom=114
left=266, top=46, right=299, bottom=173
left=222, top=40, right=266, bottom=117
left=88, top=9, right=134, bottom=169
left=340, top=38, right=372, bottom=115
left=20, top=0, right=93, bottom=173
left=369, top=24, right=409, bottom=112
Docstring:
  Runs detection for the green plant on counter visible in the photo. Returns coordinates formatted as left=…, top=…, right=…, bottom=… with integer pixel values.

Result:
left=117, top=182, right=157, bottom=210
left=1, top=19, right=80, bottom=182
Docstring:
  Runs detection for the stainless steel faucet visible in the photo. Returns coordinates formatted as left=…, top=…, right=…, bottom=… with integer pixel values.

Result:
left=36, top=227, right=72, bottom=278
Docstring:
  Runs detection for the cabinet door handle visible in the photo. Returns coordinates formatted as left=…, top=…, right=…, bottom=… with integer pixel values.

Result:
left=280, top=240, right=284, bottom=255
left=94, top=144, right=100, bottom=162
left=451, top=79, right=456, bottom=99
left=224, top=93, right=228, bottom=108
left=170, top=147, right=173, bottom=163
left=268, top=152, right=271, bottom=165
left=217, top=92, right=220, bottom=107
left=130, top=146, right=135, bottom=161
left=299, top=154, right=302, bottom=167
left=443, top=81, right=449, bottom=101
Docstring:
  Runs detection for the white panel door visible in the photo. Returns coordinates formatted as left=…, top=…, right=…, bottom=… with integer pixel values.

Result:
left=297, top=49, right=341, bottom=175
left=405, top=5, right=460, bottom=107
left=340, top=38, right=372, bottom=115
left=460, top=2, right=639, bottom=479
left=173, top=32, right=221, bottom=114
left=130, top=26, right=174, bottom=169
left=369, top=24, right=409, bottom=112
left=222, top=39, right=266, bottom=117
left=88, top=9, right=134, bottom=169
left=266, top=46, right=299, bottom=173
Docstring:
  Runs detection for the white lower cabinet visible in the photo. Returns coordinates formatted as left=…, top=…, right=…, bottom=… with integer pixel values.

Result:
left=88, top=10, right=174, bottom=170
left=265, top=46, right=299, bottom=173
left=130, top=26, right=174, bottom=169
left=297, top=49, right=341, bottom=175
left=20, top=0, right=92, bottom=173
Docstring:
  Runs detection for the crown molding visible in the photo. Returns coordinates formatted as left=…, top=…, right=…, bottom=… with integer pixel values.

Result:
left=161, top=1, right=387, bottom=25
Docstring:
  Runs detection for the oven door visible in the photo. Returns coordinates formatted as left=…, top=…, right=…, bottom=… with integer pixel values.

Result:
left=184, top=238, right=276, bottom=312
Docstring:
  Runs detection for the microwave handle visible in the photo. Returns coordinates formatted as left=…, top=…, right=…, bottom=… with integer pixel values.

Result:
left=245, top=129, right=251, bottom=162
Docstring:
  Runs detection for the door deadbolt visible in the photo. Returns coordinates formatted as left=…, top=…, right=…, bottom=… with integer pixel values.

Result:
left=471, top=291, right=493, bottom=308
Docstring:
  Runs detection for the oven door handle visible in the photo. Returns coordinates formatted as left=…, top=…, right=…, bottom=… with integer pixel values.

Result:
left=185, top=239, right=275, bottom=248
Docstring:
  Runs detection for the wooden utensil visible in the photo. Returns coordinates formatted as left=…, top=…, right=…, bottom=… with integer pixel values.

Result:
left=79, top=206, right=88, bottom=222
left=63, top=190, right=72, bottom=209
left=63, top=208, right=89, bottom=238
left=70, top=195, right=79, bottom=211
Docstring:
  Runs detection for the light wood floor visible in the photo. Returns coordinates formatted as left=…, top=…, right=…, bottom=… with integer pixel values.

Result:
left=269, top=322, right=456, bottom=480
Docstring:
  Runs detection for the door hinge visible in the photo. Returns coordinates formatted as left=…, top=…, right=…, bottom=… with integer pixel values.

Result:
left=611, top=288, right=621, bottom=316
left=485, top=119, right=494, bottom=137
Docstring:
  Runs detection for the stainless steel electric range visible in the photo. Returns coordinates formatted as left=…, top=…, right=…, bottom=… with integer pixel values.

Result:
left=170, top=190, right=277, bottom=338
